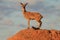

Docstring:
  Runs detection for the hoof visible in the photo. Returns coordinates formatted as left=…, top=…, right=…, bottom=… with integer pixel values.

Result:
left=32, top=26, right=40, bottom=30
left=27, top=27, right=30, bottom=29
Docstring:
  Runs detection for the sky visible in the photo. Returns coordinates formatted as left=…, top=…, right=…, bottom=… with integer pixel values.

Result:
left=0, top=0, right=60, bottom=40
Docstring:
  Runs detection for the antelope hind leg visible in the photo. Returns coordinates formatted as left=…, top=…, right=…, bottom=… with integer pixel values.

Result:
left=38, top=21, right=42, bottom=29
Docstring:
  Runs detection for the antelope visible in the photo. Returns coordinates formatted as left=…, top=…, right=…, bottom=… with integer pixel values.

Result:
left=20, top=3, right=43, bottom=29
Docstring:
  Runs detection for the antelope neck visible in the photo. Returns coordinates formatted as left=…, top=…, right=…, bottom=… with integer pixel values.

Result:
left=22, top=8, right=26, bottom=13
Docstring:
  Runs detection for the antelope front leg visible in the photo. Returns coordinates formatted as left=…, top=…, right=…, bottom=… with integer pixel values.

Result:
left=28, top=20, right=30, bottom=29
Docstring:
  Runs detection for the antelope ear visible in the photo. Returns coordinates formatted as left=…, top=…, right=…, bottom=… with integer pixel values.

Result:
left=25, top=3, right=28, bottom=6
left=20, top=3, right=23, bottom=5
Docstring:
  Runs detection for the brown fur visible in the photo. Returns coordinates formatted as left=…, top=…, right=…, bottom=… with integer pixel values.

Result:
left=20, top=3, right=43, bottom=29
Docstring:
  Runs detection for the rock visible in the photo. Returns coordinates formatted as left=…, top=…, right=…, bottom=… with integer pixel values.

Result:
left=7, top=28, right=60, bottom=40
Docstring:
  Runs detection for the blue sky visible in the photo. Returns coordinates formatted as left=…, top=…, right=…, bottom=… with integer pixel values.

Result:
left=0, top=0, right=60, bottom=40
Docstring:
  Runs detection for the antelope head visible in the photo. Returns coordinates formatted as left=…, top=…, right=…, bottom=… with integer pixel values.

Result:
left=20, top=3, right=28, bottom=12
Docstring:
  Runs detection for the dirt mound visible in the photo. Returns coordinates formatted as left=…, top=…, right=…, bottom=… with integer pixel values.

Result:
left=8, top=28, right=60, bottom=40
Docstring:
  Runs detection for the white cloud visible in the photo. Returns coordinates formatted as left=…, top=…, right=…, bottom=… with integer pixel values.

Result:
left=2, top=0, right=18, bottom=2
left=55, top=5, right=60, bottom=9
left=18, top=0, right=44, bottom=5
left=0, top=19, right=14, bottom=26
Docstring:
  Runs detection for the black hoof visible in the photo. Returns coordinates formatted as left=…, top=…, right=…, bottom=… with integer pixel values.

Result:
left=32, top=26, right=40, bottom=30
left=27, top=27, right=30, bottom=29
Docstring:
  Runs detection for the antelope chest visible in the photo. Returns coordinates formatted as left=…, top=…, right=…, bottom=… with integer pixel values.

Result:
left=23, top=13, right=35, bottom=20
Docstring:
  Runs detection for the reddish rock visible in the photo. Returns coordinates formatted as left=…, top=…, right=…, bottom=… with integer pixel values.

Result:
left=7, top=28, right=60, bottom=40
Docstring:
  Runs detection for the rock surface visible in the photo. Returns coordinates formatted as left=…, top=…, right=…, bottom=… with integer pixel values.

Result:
left=8, top=28, right=60, bottom=40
